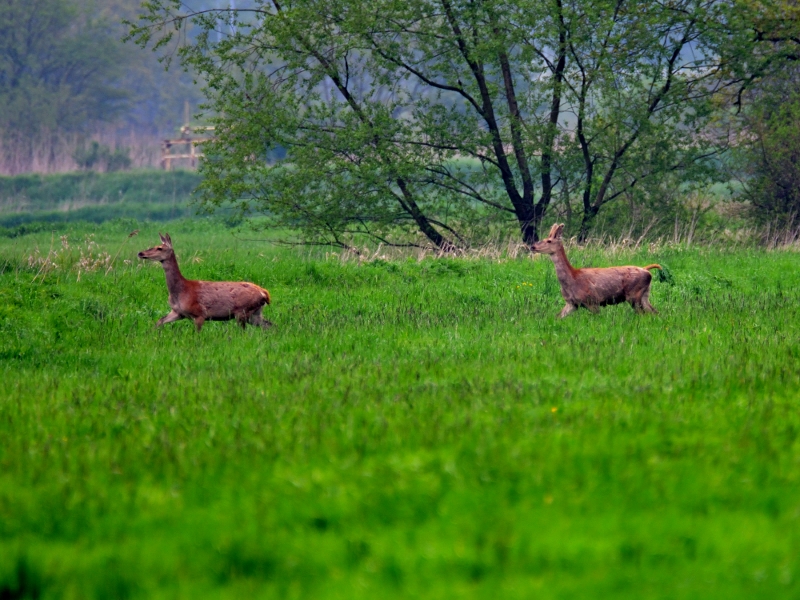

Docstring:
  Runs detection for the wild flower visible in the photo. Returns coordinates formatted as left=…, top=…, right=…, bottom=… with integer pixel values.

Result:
left=26, top=234, right=112, bottom=282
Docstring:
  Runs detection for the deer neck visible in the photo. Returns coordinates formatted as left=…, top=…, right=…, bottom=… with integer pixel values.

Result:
left=549, top=245, right=577, bottom=288
left=160, top=252, right=187, bottom=294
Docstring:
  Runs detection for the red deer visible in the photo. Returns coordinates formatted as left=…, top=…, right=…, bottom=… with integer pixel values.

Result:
left=138, top=233, right=272, bottom=331
left=531, top=223, right=662, bottom=318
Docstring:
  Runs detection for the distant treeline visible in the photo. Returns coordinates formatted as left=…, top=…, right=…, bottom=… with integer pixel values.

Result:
left=0, top=0, right=205, bottom=175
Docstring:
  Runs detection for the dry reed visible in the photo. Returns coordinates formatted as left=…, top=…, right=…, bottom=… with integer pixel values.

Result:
left=0, top=129, right=165, bottom=176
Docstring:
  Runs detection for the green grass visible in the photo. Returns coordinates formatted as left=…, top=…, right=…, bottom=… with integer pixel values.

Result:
left=0, top=170, right=202, bottom=230
left=1, top=220, right=799, bottom=599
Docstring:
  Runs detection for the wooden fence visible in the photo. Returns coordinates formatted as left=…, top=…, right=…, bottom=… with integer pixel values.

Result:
left=160, top=126, right=214, bottom=170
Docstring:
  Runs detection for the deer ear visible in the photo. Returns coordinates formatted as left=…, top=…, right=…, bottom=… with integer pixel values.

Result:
left=547, top=223, right=561, bottom=239
left=163, top=233, right=172, bottom=246
left=159, top=233, right=166, bottom=243
left=553, top=224, right=565, bottom=240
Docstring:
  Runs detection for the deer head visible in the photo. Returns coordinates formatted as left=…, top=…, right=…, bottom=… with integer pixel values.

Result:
left=138, top=233, right=174, bottom=262
left=531, top=223, right=565, bottom=255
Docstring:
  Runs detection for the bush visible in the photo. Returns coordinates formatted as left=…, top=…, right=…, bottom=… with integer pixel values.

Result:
left=737, top=91, right=800, bottom=225
left=72, top=141, right=132, bottom=172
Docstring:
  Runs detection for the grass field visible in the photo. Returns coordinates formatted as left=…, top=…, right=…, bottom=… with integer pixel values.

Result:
left=0, top=171, right=202, bottom=231
left=1, top=219, right=799, bottom=599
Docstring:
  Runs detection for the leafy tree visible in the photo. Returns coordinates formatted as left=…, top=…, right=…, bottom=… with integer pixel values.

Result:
left=729, top=64, right=800, bottom=224
left=721, top=1, right=800, bottom=226
left=727, top=0, right=800, bottom=99
left=131, top=0, right=740, bottom=248
left=0, top=0, right=131, bottom=135
left=95, top=0, right=207, bottom=136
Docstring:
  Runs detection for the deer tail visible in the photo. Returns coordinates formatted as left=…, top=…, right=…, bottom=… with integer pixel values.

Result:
left=642, top=264, right=662, bottom=271
left=260, top=287, right=271, bottom=305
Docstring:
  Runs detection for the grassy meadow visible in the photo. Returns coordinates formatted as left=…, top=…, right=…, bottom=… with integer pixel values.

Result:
left=1, top=215, right=799, bottom=598
left=0, top=171, right=202, bottom=231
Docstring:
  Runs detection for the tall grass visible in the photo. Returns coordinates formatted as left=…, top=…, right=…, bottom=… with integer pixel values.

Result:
left=1, top=221, right=799, bottom=598
left=0, top=129, right=166, bottom=176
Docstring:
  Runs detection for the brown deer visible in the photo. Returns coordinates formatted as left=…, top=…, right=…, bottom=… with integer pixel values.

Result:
left=138, top=233, right=272, bottom=331
left=531, top=223, right=662, bottom=318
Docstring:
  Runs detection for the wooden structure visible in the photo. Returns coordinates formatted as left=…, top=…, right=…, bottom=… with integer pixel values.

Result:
left=161, top=125, right=215, bottom=171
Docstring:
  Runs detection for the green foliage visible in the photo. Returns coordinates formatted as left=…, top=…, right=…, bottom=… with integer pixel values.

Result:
left=0, top=0, right=131, bottom=136
left=716, top=2, right=800, bottom=230
left=735, top=88, right=800, bottom=224
left=0, top=170, right=202, bottom=229
left=0, top=0, right=208, bottom=175
left=0, top=170, right=201, bottom=208
left=1, top=221, right=800, bottom=597
left=0, top=204, right=190, bottom=231
left=656, top=263, right=675, bottom=284
left=129, top=0, right=738, bottom=248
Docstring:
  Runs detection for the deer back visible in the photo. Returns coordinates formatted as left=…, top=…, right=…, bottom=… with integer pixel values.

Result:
left=193, top=280, right=271, bottom=319
left=572, top=266, right=652, bottom=305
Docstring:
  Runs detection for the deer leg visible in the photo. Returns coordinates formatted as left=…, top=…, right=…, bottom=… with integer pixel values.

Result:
left=558, top=303, right=577, bottom=318
left=630, top=297, right=652, bottom=313
left=156, top=310, right=183, bottom=328
left=627, top=287, right=646, bottom=313
left=641, top=289, right=658, bottom=314
left=193, top=316, right=206, bottom=332
left=247, top=307, right=273, bottom=329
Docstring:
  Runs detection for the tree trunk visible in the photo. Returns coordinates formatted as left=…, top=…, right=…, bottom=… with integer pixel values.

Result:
left=521, top=219, right=537, bottom=245
left=579, top=205, right=599, bottom=243
left=395, top=179, right=455, bottom=251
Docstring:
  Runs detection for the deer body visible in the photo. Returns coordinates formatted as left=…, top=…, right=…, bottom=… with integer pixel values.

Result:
left=139, top=234, right=272, bottom=331
left=532, top=224, right=661, bottom=318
